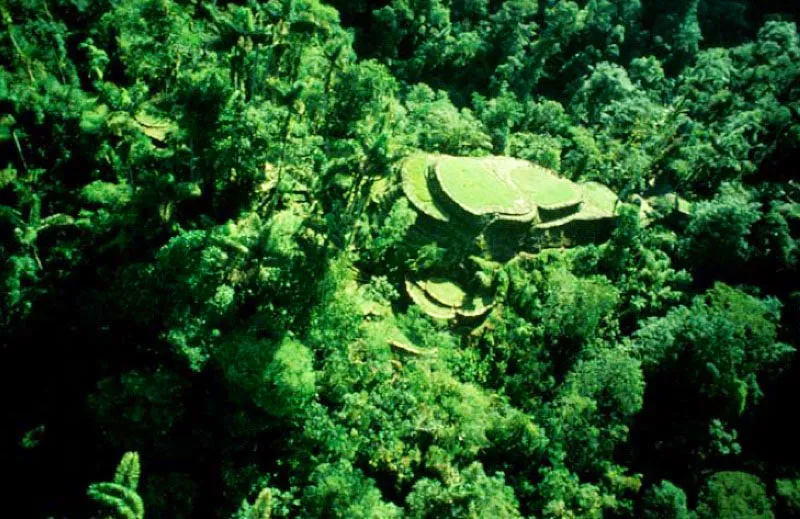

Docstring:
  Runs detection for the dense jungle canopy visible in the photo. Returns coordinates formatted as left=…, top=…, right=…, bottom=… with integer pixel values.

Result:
left=2, top=0, right=800, bottom=517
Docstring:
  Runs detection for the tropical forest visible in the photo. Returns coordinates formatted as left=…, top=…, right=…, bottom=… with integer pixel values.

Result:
left=3, top=0, right=800, bottom=517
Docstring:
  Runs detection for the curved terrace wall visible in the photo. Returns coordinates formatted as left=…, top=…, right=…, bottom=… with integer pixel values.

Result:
left=428, top=162, right=491, bottom=228
left=537, top=200, right=583, bottom=222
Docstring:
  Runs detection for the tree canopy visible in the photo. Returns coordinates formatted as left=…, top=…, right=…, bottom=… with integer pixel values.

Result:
left=2, top=0, right=799, bottom=518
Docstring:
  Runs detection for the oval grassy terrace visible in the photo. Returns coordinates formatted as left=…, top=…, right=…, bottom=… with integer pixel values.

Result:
left=405, top=277, right=494, bottom=320
left=534, top=181, right=619, bottom=230
left=420, top=278, right=468, bottom=308
left=405, top=279, right=457, bottom=320
left=508, top=163, right=583, bottom=213
left=580, top=182, right=618, bottom=214
left=401, top=153, right=602, bottom=226
left=433, top=155, right=535, bottom=220
left=457, top=294, right=494, bottom=318
left=398, top=153, right=625, bottom=319
left=401, top=152, right=451, bottom=222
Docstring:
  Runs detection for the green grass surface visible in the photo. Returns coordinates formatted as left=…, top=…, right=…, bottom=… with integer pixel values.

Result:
left=535, top=182, right=618, bottom=229
left=422, top=278, right=467, bottom=308
left=581, top=181, right=618, bottom=214
left=646, top=193, right=692, bottom=215
left=457, top=295, right=493, bottom=318
left=407, top=277, right=492, bottom=320
left=509, top=164, right=582, bottom=208
left=406, top=280, right=457, bottom=319
left=401, top=153, right=451, bottom=222
left=402, top=153, right=621, bottom=251
left=435, top=155, right=533, bottom=216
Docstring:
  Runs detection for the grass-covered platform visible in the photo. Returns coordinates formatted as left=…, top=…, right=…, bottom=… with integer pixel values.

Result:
left=508, top=162, right=583, bottom=219
left=401, top=153, right=621, bottom=255
left=432, top=155, right=535, bottom=221
left=405, top=277, right=494, bottom=321
left=401, top=153, right=451, bottom=222
left=401, top=153, right=616, bottom=228
left=398, top=153, right=627, bottom=319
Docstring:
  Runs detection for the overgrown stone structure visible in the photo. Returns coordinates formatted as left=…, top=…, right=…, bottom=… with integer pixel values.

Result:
left=398, top=152, right=625, bottom=320
left=397, top=152, right=692, bottom=321
left=402, top=153, right=619, bottom=252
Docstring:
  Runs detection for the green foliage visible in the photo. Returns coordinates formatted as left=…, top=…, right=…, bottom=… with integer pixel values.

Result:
left=88, top=483, right=145, bottom=519
left=549, top=350, right=644, bottom=475
left=642, top=480, right=692, bottom=519
left=405, top=84, right=492, bottom=155
left=571, top=63, right=639, bottom=124
left=234, top=488, right=275, bottom=519
left=406, top=462, right=524, bottom=518
left=260, top=338, right=316, bottom=418
left=146, top=209, right=323, bottom=370
left=752, top=199, right=799, bottom=270
left=681, top=183, right=762, bottom=269
left=473, top=85, right=523, bottom=155
left=80, top=181, right=133, bottom=208
left=3, top=0, right=800, bottom=517
left=634, top=283, right=793, bottom=414
left=19, top=424, right=45, bottom=449
left=581, top=204, right=690, bottom=324
left=494, top=254, right=625, bottom=411
left=88, top=452, right=145, bottom=519
left=561, top=351, right=644, bottom=426
left=114, top=452, right=141, bottom=490
left=540, top=269, right=620, bottom=347
left=509, top=132, right=563, bottom=170
left=708, top=418, right=742, bottom=457
left=506, top=257, right=620, bottom=366
left=645, top=0, right=702, bottom=68
left=88, top=369, right=189, bottom=453
left=140, top=473, right=197, bottom=519
left=670, top=21, right=800, bottom=190
left=300, top=460, right=402, bottom=518
left=776, top=478, right=800, bottom=518
left=696, top=471, right=774, bottom=519
left=534, top=466, right=609, bottom=519
left=367, top=197, right=417, bottom=263
left=217, top=334, right=316, bottom=419
left=315, top=352, right=545, bottom=486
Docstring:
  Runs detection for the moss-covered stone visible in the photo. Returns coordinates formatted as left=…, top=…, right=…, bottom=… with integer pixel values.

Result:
left=406, top=280, right=457, bottom=320
left=433, top=155, right=535, bottom=220
left=421, top=278, right=468, bottom=308
left=508, top=163, right=583, bottom=217
left=398, top=152, right=631, bottom=320
left=457, top=295, right=494, bottom=318
left=401, top=153, right=451, bottom=222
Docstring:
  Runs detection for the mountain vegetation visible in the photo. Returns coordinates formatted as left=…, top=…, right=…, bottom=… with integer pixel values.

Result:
left=2, top=0, right=800, bottom=517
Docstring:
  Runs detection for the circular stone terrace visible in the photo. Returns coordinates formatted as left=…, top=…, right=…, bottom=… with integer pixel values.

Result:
left=401, top=153, right=591, bottom=225
left=405, top=277, right=493, bottom=321
left=399, top=152, right=622, bottom=321
left=397, top=153, right=695, bottom=321
left=433, top=155, right=536, bottom=221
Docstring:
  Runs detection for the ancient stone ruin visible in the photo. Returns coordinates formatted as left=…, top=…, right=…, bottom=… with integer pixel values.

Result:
left=397, top=152, right=689, bottom=322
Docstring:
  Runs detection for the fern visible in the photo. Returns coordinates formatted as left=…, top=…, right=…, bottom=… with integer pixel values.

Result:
left=114, top=452, right=141, bottom=490
left=88, top=452, right=145, bottom=519
left=249, top=488, right=272, bottom=519
left=234, top=488, right=273, bottom=519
